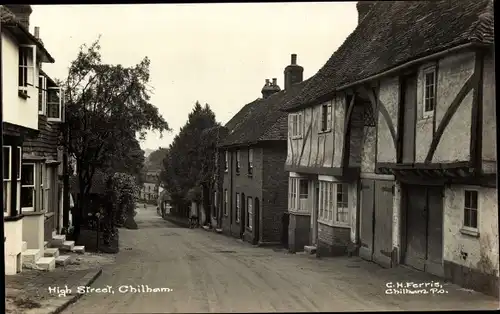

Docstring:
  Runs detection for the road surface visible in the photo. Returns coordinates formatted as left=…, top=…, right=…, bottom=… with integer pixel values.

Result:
left=64, top=205, right=499, bottom=313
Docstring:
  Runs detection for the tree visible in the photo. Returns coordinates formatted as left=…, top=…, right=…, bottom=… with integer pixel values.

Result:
left=62, top=37, right=170, bottom=241
left=161, top=102, right=218, bottom=217
left=146, top=147, right=168, bottom=172
left=103, top=131, right=145, bottom=185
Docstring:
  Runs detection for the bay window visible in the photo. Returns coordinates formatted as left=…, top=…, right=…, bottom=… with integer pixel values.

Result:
left=289, top=177, right=309, bottom=212
left=318, top=181, right=350, bottom=226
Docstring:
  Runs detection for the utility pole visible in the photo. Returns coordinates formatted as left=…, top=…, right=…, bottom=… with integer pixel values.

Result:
left=0, top=6, right=7, bottom=314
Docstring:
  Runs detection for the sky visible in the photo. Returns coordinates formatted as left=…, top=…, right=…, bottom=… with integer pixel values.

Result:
left=30, top=3, right=358, bottom=151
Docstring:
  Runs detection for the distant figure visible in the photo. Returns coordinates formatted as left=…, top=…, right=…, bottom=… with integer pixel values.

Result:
left=189, top=214, right=199, bottom=229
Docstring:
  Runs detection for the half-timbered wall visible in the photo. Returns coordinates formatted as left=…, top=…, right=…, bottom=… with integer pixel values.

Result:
left=430, top=51, right=475, bottom=163
left=376, top=77, right=399, bottom=163
left=286, top=95, right=345, bottom=171
left=481, top=50, right=496, bottom=174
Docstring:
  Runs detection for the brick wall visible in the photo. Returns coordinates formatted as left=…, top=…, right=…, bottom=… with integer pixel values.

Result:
left=262, top=141, right=288, bottom=243
left=317, top=223, right=351, bottom=257
left=23, top=115, right=60, bottom=160
left=288, top=213, right=311, bottom=253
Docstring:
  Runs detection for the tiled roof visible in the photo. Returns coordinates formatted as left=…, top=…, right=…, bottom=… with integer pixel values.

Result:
left=219, top=79, right=309, bottom=147
left=284, top=0, right=494, bottom=111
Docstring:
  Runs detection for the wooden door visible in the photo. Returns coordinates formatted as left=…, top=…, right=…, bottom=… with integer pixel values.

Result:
left=373, top=181, right=394, bottom=268
left=401, top=73, right=417, bottom=163
left=404, top=185, right=428, bottom=271
left=359, top=179, right=375, bottom=261
left=425, top=186, right=444, bottom=277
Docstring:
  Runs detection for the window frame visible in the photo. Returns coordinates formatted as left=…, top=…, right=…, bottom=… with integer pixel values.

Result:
left=290, top=113, right=304, bottom=139
left=235, top=150, right=241, bottom=174
left=318, top=181, right=350, bottom=227
left=224, top=151, right=229, bottom=172
left=18, top=45, right=37, bottom=93
left=3, top=146, right=12, bottom=215
left=247, top=196, right=253, bottom=230
left=224, top=189, right=228, bottom=216
left=248, top=148, right=253, bottom=175
left=38, top=75, right=47, bottom=115
left=319, top=102, right=333, bottom=133
left=21, top=162, right=36, bottom=212
left=423, top=66, right=437, bottom=118
left=235, top=192, right=240, bottom=222
left=463, top=189, right=479, bottom=232
left=47, top=87, right=64, bottom=122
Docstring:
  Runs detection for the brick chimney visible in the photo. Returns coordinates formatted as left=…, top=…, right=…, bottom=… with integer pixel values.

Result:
left=261, top=78, right=281, bottom=99
left=284, top=54, right=303, bottom=90
left=4, top=5, right=33, bottom=30
left=356, top=1, right=376, bottom=25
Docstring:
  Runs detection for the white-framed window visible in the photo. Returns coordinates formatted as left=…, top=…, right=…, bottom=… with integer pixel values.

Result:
left=320, top=102, right=332, bottom=132
left=290, top=113, right=304, bottom=138
left=18, top=45, right=37, bottom=93
left=47, top=87, right=64, bottom=122
left=248, top=148, right=253, bottom=175
left=289, top=177, right=308, bottom=212
left=38, top=75, right=47, bottom=114
left=464, top=190, right=478, bottom=230
left=39, top=163, right=46, bottom=212
left=21, top=163, right=36, bottom=212
left=423, top=66, right=436, bottom=117
left=247, top=197, right=253, bottom=230
left=318, top=181, right=349, bottom=225
left=224, top=189, right=228, bottom=216
left=224, top=151, right=229, bottom=172
left=235, top=192, right=240, bottom=222
left=3, top=146, right=12, bottom=214
left=236, top=150, right=241, bottom=173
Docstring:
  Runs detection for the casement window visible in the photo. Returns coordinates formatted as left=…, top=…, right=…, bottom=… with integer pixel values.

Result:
left=224, top=189, right=228, bottom=216
left=3, top=146, right=12, bottom=214
left=464, top=190, right=478, bottom=230
left=21, top=163, right=36, bottom=212
left=423, top=66, right=436, bottom=117
left=289, top=177, right=309, bottom=212
left=248, top=148, right=253, bottom=175
left=320, top=102, right=332, bottom=132
left=47, top=87, right=64, bottom=122
left=236, top=150, right=241, bottom=174
left=235, top=192, right=240, bottom=222
left=224, top=151, right=229, bottom=172
left=290, top=113, right=304, bottom=138
left=318, top=181, right=350, bottom=225
left=38, top=75, right=47, bottom=114
left=18, top=45, right=37, bottom=94
left=247, top=197, right=253, bottom=230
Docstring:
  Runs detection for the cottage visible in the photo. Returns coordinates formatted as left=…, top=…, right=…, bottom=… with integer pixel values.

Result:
left=283, top=0, right=496, bottom=296
left=217, top=54, right=309, bottom=246
left=2, top=5, right=62, bottom=274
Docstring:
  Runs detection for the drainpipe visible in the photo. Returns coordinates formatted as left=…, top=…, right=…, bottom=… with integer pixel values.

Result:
left=0, top=7, right=7, bottom=313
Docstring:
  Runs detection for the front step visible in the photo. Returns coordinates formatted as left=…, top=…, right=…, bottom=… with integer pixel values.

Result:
left=22, top=249, right=41, bottom=266
left=55, top=255, right=71, bottom=267
left=51, top=234, right=66, bottom=247
left=44, top=248, right=60, bottom=258
left=36, top=257, right=56, bottom=271
left=60, top=241, right=75, bottom=251
left=72, top=246, right=85, bottom=254
left=304, top=245, right=317, bottom=254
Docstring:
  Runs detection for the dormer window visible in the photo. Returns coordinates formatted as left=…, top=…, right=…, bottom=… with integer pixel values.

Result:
left=18, top=45, right=36, bottom=97
left=423, top=66, right=436, bottom=118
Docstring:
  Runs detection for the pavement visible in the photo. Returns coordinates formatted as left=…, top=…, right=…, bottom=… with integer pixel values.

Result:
left=62, top=205, right=499, bottom=313
left=5, top=252, right=112, bottom=314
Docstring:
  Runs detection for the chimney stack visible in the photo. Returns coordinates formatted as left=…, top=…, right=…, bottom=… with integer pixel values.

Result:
left=356, top=1, right=376, bottom=25
left=284, top=53, right=304, bottom=90
left=34, top=26, right=40, bottom=39
left=4, top=5, right=33, bottom=30
left=272, top=78, right=277, bottom=86
left=261, top=78, right=281, bottom=99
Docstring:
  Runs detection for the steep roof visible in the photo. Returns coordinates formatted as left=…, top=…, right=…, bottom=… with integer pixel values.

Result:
left=220, top=79, right=309, bottom=148
left=0, top=6, right=55, bottom=63
left=284, top=0, right=494, bottom=111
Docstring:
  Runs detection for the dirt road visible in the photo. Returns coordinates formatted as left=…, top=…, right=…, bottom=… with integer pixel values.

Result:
left=63, top=206, right=499, bottom=313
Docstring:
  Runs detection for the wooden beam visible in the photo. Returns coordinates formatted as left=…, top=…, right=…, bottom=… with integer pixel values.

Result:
left=470, top=50, right=484, bottom=174
left=341, top=94, right=356, bottom=168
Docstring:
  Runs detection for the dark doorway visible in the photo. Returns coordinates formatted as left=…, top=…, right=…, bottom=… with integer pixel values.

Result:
left=253, top=198, right=260, bottom=245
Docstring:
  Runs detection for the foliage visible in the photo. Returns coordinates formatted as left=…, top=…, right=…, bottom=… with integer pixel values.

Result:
left=110, top=172, right=140, bottom=226
left=160, top=102, right=218, bottom=208
left=61, top=37, right=170, bottom=233
left=146, top=147, right=168, bottom=172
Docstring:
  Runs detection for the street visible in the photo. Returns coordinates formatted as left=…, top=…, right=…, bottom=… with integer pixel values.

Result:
left=63, top=206, right=499, bottom=313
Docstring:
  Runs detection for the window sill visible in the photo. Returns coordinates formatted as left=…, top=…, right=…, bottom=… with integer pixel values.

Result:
left=460, top=227, right=479, bottom=238
left=318, top=220, right=350, bottom=229
left=291, top=136, right=303, bottom=140
left=247, top=173, right=253, bottom=178
left=420, top=114, right=433, bottom=122
left=235, top=172, right=240, bottom=176
left=288, top=209, right=310, bottom=216
left=318, top=129, right=332, bottom=134
left=23, top=211, right=45, bottom=216
left=18, top=90, right=30, bottom=99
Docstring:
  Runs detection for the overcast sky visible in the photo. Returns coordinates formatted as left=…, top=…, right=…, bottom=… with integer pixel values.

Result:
left=30, top=3, right=358, bottom=151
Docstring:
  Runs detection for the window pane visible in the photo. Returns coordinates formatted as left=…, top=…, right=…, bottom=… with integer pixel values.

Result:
left=464, top=207, right=471, bottom=227
left=3, top=147, right=10, bottom=180
left=299, top=180, right=308, bottom=197
left=470, top=191, right=478, bottom=209
left=471, top=209, right=478, bottom=228
left=21, top=164, right=34, bottom=185
left=21, top=186, right=34, bottom=208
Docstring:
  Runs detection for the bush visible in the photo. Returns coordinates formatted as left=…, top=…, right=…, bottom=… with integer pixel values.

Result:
left=111, top=173, right=140, bottom=227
